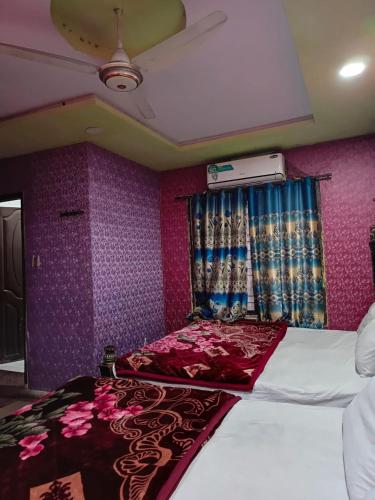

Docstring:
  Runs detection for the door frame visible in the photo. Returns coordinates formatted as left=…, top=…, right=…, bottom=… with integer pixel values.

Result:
left=0, top=192, right=27, bottom=385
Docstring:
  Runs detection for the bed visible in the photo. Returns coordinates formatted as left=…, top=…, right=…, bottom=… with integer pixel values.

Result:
left=173, top=400, right=348, bottom=500
left=113, top=321, right=366, bottom=407
left=114, top=320, right=288, bottom=390
left=2, top=374, right=367, bottom=500
left=0, top=376, right=239, bottom=499
left=249, top=326, right=367, bottom=407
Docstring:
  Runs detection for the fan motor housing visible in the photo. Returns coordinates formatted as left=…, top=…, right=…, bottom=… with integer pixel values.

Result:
left=99, top=62, right=143, bottom=92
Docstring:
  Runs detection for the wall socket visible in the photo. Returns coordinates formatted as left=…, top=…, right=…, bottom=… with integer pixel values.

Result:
left=32, top=254, right=41, bottom=268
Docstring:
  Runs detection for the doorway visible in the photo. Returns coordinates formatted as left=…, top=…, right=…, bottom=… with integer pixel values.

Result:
left=0, top=196, right=26, bottom=386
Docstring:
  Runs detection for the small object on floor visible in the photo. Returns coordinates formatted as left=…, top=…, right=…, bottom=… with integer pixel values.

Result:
left=99, top=345, right=117, bottom=377
left=102, top=345, right=116, bottom=364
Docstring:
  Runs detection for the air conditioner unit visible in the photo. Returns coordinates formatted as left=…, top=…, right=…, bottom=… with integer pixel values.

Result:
left=207, top=153, right=286, bottom=190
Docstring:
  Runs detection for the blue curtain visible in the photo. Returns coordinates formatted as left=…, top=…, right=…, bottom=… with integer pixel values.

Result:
left=247, top=177, right=326, bottom=328
left=191, top=188, right=248, bottom=321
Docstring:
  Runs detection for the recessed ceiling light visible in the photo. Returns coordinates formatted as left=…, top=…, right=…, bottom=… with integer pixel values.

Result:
left=339, top=61, right=366, bottom=78
left=85, top=126, right=104, bottom=135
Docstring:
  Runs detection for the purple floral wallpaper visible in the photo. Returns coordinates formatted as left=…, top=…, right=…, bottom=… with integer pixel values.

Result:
left=0, top=144, right=95, bottom=390
left=87, top=145, right=165, bottom=363
left=161, top=135, right=375, bottom=333
left=1, top=134, right=373, bottom=390
left=0, top=143, right=165, bottom=390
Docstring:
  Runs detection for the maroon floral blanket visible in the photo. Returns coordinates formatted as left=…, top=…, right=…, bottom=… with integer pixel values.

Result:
left=115, top=320, right=288, bottom=391
left=0, top=376, right=239, bottom=500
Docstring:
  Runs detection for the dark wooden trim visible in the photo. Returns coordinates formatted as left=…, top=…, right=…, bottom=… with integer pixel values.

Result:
left=0, top=193, right=27, bottom=386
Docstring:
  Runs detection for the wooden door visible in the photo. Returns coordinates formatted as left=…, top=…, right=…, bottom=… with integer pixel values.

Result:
left=0, top=208, right=24, bottom=362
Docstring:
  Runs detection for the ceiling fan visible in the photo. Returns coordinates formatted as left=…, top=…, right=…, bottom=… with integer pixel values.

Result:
left=0, top=8, right=227, bottom=120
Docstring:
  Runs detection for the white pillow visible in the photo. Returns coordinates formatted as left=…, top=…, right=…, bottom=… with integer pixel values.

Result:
left=356, top=319, right=375, bottom=377
left=358, top=303, right=375, bottom=335
left=343, top=377, right=375, bottom=500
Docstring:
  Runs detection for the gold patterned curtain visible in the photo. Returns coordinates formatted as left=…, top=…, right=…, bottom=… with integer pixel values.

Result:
left=191, top=188, right=248, bottom=321
left=247, top=177, right=326, bottom=327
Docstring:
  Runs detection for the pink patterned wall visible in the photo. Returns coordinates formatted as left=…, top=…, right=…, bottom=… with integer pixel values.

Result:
left=160, top=135, right=375, bottom=332
left=160, top=166, right=206, bottom=333
left=286, top=136, right=375, bottom=329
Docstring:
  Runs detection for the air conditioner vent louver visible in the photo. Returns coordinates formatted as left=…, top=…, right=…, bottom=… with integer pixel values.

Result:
left=207, top=153, right=286, bottom=190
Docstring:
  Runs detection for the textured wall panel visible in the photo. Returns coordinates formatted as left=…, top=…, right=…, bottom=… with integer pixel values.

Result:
left=0, top=144, right=94, bottom=390
left=286, top=136, right=375, bottom=330
left=160, top=165, right=206, bottom=333
left=160, top=135, right=375, bottom=332
left=87, top=145, right=165, bottom=363
left=0, top=143, right=165, bottom=389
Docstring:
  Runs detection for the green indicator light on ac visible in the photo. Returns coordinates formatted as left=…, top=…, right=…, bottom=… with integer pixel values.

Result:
left=208, top=164, right=234, bottom=173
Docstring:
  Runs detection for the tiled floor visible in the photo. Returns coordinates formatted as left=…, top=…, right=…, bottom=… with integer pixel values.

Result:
left=0, top=383, right=47, bottom=416
left=0, top=359, right=44, bottom=416
left=0, top=360, right=24, bottom=373
left=0, top=370, right=24, bottom=386
left=0, top=400, right=30, bottom=418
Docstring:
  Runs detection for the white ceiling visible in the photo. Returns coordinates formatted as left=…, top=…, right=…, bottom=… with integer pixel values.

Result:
left=0, top=0, right=312, bottom=144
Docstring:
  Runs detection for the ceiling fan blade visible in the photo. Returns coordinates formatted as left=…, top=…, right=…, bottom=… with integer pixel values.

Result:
left=131, top=87, right=156, bottom=120
left=0, top=42, right=99, bottom=74
left=132, top=10, right=227, bottom=72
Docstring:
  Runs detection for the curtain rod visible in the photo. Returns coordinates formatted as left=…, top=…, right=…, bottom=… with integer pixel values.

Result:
left=175, top=173, right=332, bottom=200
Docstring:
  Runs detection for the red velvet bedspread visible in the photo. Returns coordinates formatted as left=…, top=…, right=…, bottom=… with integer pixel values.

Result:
left=116, top=320, right=288, bottom=391
left=0, top=376, right=239, bottom=500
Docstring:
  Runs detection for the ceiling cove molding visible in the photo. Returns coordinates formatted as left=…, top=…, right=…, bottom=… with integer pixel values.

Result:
left=177, top=114, right=315, bottom=146
left=0, top=93, right=373, bottom=171
left=0, top=94, right=93, bottom=123
left=0, top=93, right=314, bottom=152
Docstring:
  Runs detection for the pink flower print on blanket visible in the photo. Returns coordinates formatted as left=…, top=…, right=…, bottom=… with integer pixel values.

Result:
left=145, top=321, right=225, bottom=354
left=146, top=334, right=194, bottom=353
left=19, top=432, right=48, bottom=461
left=61, top=422, right=92, bottom=438
left=97, top=407, right=127, bottom=422
left=19, top=443, right=45, bottom=460
left=94, top=384, right=113, bottom=396
left=13, top=404, right=33, bottom=416
left=59, top=409, right=94, bottom=426
left=192, top=335, right=222, bottom=353
left=179, top=321, right=222, bottom=336
left=94, top=392, right=118, bottom=411
left=198, top=320, right=222, bottom=331
left=66, top=401, right=95, bottom=412
left=122, top=405, right=144, bottom=417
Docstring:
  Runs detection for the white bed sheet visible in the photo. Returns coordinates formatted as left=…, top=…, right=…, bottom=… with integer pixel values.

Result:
left=172, top=400, right=348, bottom=500
left=250, top=327, right=367, bottom=407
